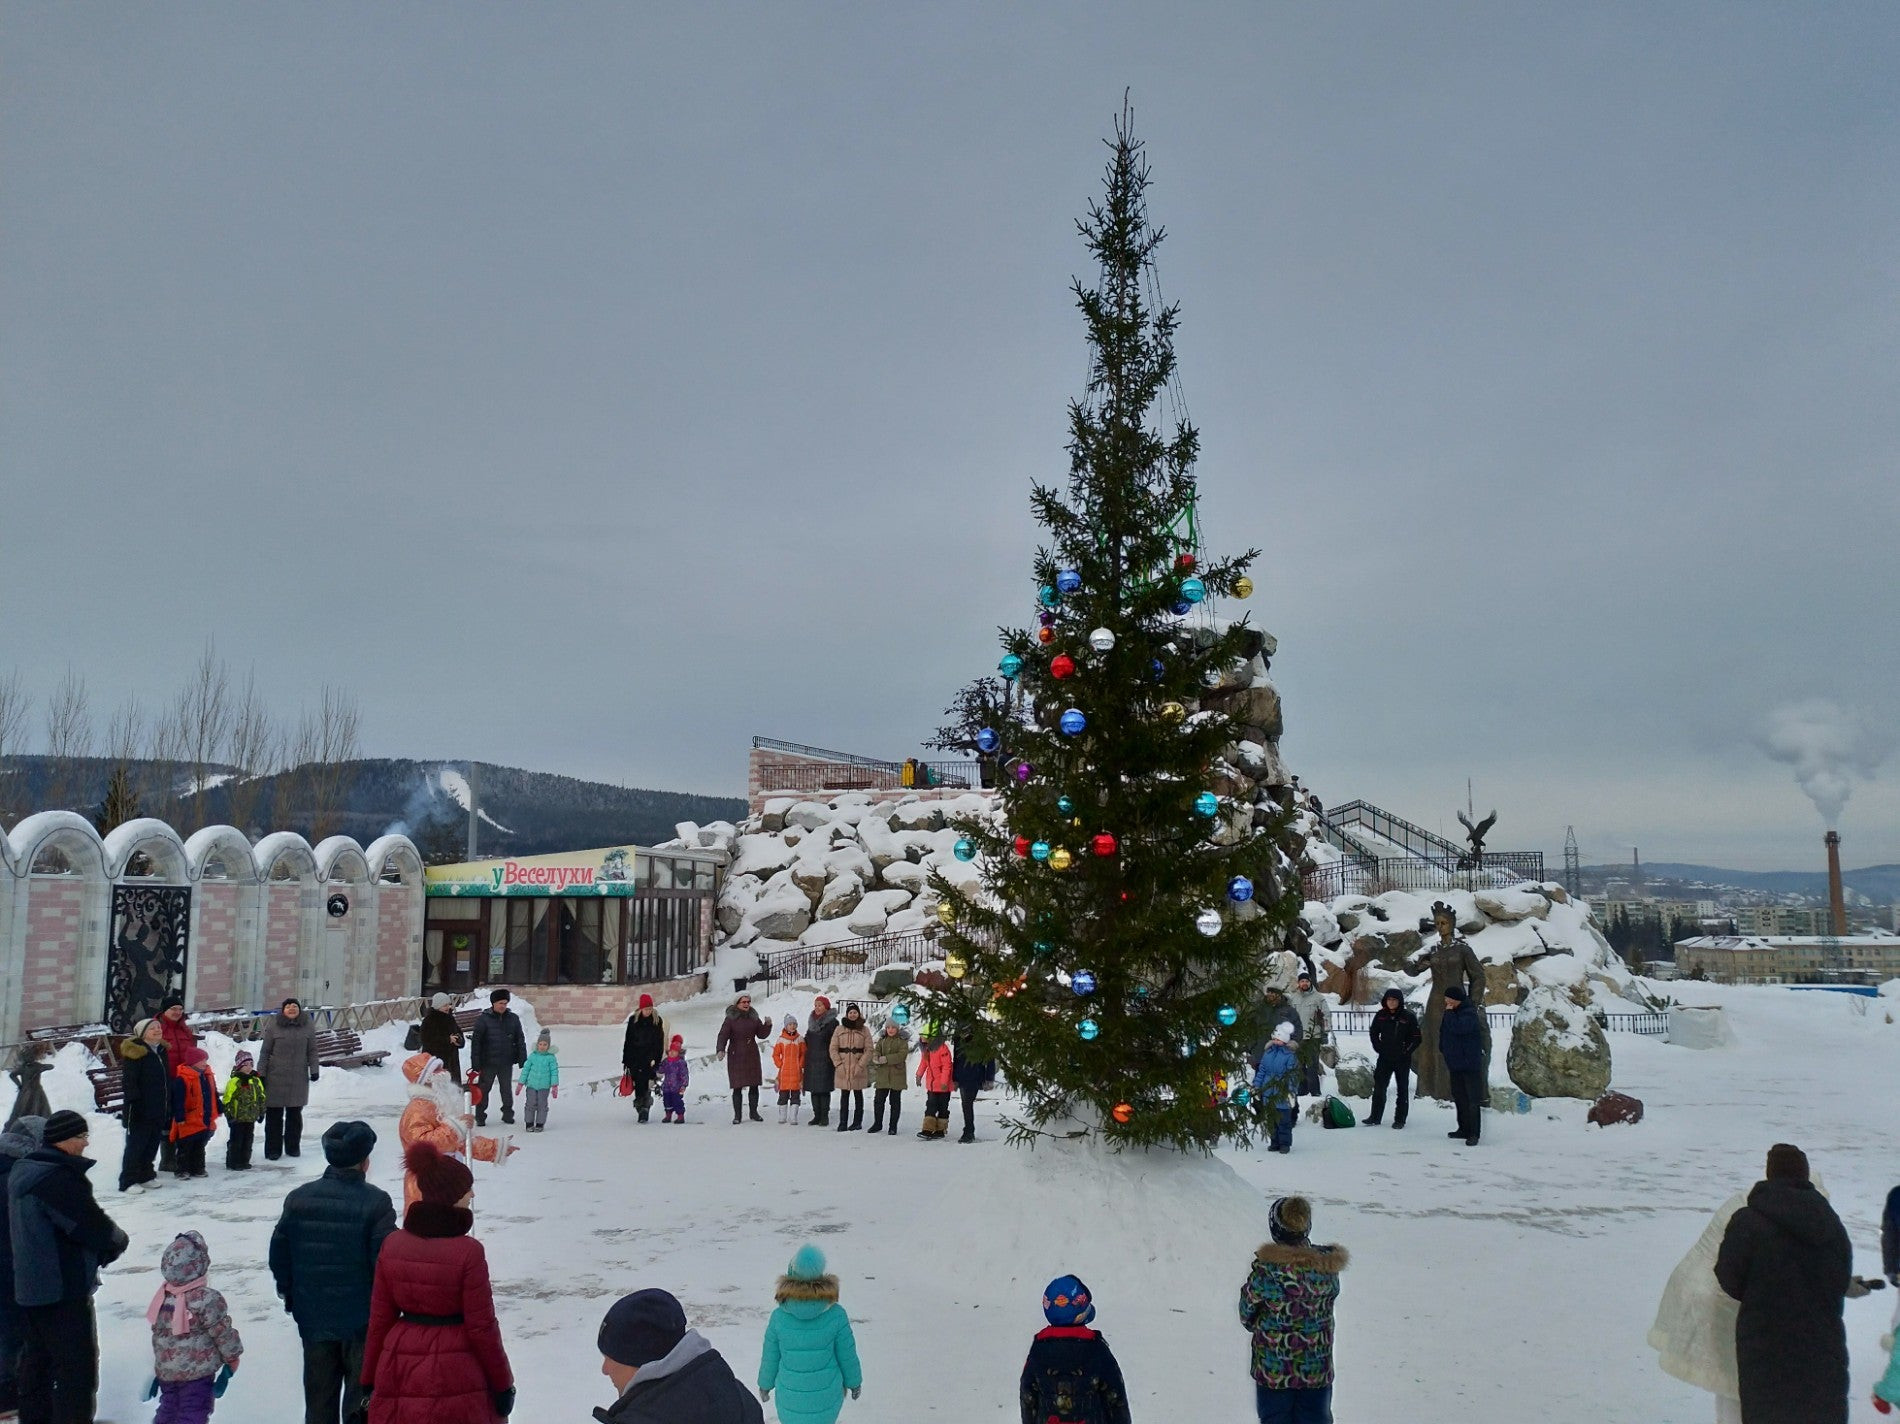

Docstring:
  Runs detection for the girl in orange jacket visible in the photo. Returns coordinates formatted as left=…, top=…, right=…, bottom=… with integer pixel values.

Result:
left=772, top=1016, right=807, bottom=1124
left=169, top=1047, right=220, bottom=1178
left=914, top=1034, right=955, bottom=1140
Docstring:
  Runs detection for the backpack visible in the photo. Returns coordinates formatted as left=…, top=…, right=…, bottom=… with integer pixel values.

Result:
left=403, top=1022, right=422, bottom=1052
left=1321, top=1095, right=1356, bottom=1129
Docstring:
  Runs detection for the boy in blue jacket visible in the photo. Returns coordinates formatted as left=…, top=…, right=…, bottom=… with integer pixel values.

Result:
left=1019, top=1275, right=1130, bottom=1424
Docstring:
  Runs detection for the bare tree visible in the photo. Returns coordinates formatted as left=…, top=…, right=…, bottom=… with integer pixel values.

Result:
left=145, top=698, right=186, bottom=829
left=301, top=686, right=361, bottom=841
left=95, top=695, right=147, bottom=834
left=0, top=667, right=29, bottom=825
left=43, top=670, right=94, bottom=812
left=175, top=642, right=233, bottom=833
left=222, top=667, right=276, bottom=835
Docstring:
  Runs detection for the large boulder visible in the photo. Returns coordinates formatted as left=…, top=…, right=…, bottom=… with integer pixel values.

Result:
left=1333, top=1053, right=1374, bottom=1099
left=1474, top=887, right=1551, bottom=923
left=816, top=874, right=864, bottom=921
left=750, top=882, right=814, bottom=941
left=789, top=856, right=830, bottom=904
left=729, top=834, right=795, bottom=880
left=1319, top=929, right=1421, bottom=1002
left=1507, top=987, right=1613, bottom=1099
left=1482, top=961, right=1523, bottom=1006
left=881, top=860, right=929, bottom=893
left=869, top=965, right=915, bottom=997
left=890, top=801, right=942, bottom=832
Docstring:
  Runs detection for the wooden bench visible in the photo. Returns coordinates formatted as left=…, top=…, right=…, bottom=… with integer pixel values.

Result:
left=453, top=1006, right=483, bottom=1035
left=85, top=1064, right=125, bottom=1117
left=315, top=1028, right=387, bottom=1070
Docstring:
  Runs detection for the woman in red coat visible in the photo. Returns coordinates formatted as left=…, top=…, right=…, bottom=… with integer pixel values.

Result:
left=363, top=1141, right=516, bottom=1423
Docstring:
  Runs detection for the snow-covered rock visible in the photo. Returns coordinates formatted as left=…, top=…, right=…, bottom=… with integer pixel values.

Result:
left=881, top=860, right=929, bottom=893
left=1508, top=987, right=1613, bottom=1099
left=750, top=881, right=814, bottom=940
left=1474, top=887, right=1551, bottom=923
left=729, top=834, right=796, bottom=880
left=817, top=873, right=865, bottom=921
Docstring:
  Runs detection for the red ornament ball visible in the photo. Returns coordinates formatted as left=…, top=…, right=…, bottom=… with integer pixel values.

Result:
left=1111, top=1102, right=1134, bottom=1124
left=1037, top=626, right=1056, bottom=645
left=1012, top=835, right=1031, bottom=858
left=1050, top=654, right=1076, bottom=679
left=1090, top=832, right=1119, bottom=858
left=1176, top=553, right=1196, bottom=573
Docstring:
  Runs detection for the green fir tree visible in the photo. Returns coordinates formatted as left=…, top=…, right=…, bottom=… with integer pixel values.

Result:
left=913, top=106, right=1297, bottom=1151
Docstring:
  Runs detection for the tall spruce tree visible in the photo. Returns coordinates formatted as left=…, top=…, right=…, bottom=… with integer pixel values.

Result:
left=914, top=107, right=1297, bottom=1151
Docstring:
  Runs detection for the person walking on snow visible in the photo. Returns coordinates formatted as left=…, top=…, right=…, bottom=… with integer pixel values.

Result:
left=757, top=1244, right=862, bottom=1424
left=772, top=1018, right=806, bottom=1124
left=1363, top=989, right=1420, bottom=1130
left=517, top=1030, right=559, bottom=1134
left=1439, top=985, right=1485, bottom=1147
left=658, top=1038, right=690, bottom=1123
left=595, top=1288, right=762, bottom=1423
left=620, top=995, right=667, bottom=1124
left=470, top=990, right=527, bottom=1129
left=1239, top=1196, right=1347, bottom=1424
left=951, top=1037, right=994, bottom=1145
left=1018, top=1275, right=1131, bottom=1424
left=827, top=1007, right=871, bottom=1133
left=716, top=994, right=773, bottom=1124
left=802, top=998, right=839, bottom=1128
left=396, top=1054, right=512, bottom=1211
left=868, top=1023, right=909, bottom=1135
left=147, top=1230, right=244, bottom=1424
left=259, top=997, right=323, bottom=1161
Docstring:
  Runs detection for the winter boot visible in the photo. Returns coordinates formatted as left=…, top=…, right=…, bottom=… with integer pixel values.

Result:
left=778, top=1104, right=787, bottom=1124
left=869, top=1106, right=884, bottom=1133
left=733, top=1092, right=744, bottom=1125
left=887, top=1105, right=900, bottom=1135
left=792, top=1101, right=802, bottom=1124
left=958, top=1127, right=975, bottom=1144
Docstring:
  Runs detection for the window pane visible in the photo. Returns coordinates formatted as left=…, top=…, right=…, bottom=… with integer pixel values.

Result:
left=528, top=899, right=551, bottom=983
left=648, top=857, right=675, bottom=890
left=601, top=900, right=622, bottom=984
left=560, top=900, right=605, bottom=985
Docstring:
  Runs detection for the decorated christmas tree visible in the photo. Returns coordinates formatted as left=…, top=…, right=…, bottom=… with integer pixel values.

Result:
left=914, top=106, right=1299, bottom=1151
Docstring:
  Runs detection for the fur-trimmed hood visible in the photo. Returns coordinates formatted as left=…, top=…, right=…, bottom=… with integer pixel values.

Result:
left=774, top=1272, right=840, bottom=1306
left=1253, top=1241, right=1348, bottom=1274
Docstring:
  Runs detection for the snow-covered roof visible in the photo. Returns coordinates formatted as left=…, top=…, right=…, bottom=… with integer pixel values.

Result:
left=1677, top=934, right=1900, bottom=950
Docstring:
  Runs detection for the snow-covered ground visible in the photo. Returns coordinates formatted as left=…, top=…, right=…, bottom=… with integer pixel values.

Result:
left=21, top=980, right=1899, bottom=1423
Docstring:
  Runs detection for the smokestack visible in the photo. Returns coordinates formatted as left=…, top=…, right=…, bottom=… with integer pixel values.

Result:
left=1824, top=830, right=1846, bottom=936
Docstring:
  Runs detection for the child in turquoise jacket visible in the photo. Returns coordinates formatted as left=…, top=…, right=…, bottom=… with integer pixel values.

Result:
left=517, top=1029, right=559, bottom=1133
left=758, top=1243, right=862, bottom=1424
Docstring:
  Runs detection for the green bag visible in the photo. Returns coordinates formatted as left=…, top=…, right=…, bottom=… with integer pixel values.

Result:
left=1321, top=1095, right=1356, bottom=1129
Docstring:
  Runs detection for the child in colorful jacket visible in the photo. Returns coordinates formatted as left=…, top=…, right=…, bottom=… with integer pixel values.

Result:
left=1018, top=1275, right=1131, bottom=1424
left=758, top=1243, right=862, bottom=1424
left=913, top=1034, right=954, bottom=1141
left=1239, top=1196, right=1346, bottom=1422
left=658, top=1035, right=691, bottom=1123
left=170, top=1048, right=221, bottom=1178
left=773, top=1017, right=807, bottom=1123
left=219, top=1050, right=266, bottom=1171
left=517, top=1029, right=560, bottom=1133
left=149, top=1230, right=244, bottom=1422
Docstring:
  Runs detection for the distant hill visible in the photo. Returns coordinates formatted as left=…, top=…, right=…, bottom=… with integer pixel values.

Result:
left=1582, top=860, right=1900, bottom=902
left=0, top=755, right=745, bottom=859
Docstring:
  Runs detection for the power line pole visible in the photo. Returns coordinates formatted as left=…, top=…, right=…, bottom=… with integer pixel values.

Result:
left=1563, top=826, right=1581, bottom=898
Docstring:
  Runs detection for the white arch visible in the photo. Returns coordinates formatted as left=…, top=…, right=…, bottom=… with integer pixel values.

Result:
left=184, top=824, right=261, bottom=884
left=101, top=818, right=191, bottom=882
left=252, top=831, right=317, bottom=883
left=7, top=811, right=109, bottom=880
left=364, top=833, right=422, bottom=885
left=314, top=835, right=370, bottom=884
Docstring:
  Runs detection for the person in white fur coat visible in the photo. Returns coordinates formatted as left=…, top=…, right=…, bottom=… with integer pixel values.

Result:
left=1649, top=1192, right=1747, bottom=1423
left=396, top=1052, right=513, bottom=1210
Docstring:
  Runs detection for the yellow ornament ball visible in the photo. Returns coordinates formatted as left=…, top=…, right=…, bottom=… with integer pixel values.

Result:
left=1160, top=701, right=1186, bottom=724
left=1234, top=575, right=1254, bottom=599
left=945, top=952, right=968, bottom=979
left=1049, top=847, right=1073, bottom=871
left=935, top=899, right=955, bottom=926
left=1111, top=1102, right=1134, bottom=1124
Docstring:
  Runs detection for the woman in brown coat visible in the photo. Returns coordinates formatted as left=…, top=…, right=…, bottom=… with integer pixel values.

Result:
left=827, top=1006, right=873, bottom=1133
left=715, top=993, right=774, bottom=1125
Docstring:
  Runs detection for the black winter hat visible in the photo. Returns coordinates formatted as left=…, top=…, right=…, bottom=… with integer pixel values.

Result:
left=1444, top=984, right=1469, bottom=1003
left=322, top=1120, right=377, bottom=1168
left=160, top=994, right=185, bottom=1012
left=489, top=988, right=511, bottom=1004
left=42, top=1110, right=89, bottom=1146
left=599, top=1289, right=687, bottom=1367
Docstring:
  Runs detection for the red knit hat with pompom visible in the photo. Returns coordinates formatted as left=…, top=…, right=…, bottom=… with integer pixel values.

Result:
left=404, top=1140, right=473, bottom=1206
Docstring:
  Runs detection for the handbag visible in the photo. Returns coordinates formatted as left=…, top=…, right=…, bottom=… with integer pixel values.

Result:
left=616, top=1073, right=634, bottom=1098
left=403, top=1023, right=422, bottom=1052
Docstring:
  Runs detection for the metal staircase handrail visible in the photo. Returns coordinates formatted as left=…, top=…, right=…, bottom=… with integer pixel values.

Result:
left=1327, top=800, right=1465, bottom=861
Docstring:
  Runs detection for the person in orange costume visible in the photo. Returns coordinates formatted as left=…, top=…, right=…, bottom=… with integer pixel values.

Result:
left=771, top=1016, right=807, bottom=1124
left=396, top=1053, right=512, bottom=1210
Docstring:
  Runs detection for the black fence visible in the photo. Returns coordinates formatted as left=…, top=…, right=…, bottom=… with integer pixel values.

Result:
left=1302, top=853, right=1548, bottom=904
left=1332, top=1006, right=1667, bottom=1036
left=747, top=929, right=937, bottom=995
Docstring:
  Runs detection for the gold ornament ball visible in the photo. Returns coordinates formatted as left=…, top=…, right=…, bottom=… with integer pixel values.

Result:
left=945, top=952, right=968, bottom=979
left=1234, top=576, right=1254, bottom=599
left=935, top=900, right=955, bottom=926
left=1160, top=701, right=1186, bottom=724
left=1049, top=847, right=1073, bottom=871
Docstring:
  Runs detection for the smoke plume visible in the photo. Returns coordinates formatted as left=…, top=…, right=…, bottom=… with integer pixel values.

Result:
left=1760, top=699, right=1891, bottom=826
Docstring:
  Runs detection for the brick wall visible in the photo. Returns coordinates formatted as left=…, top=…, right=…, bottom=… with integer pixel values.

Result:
left=194, top=882, right=239, bottom=1007
left=21, top=880, right=85, bottom=1028
left=377, top=885, right=419, bottom=1000
left=747, top=748, right=997, bottom=815
left=489, top=972, right=708, bottom=1027
left=264, top=884, right=303, bottom=1006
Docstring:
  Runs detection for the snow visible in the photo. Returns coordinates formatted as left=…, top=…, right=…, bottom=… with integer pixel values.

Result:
left=18, top=979, right=1897, bottom=1423
left=436, top=767, right=516, bottom=836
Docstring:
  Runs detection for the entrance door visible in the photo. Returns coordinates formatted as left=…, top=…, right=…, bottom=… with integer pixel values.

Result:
left=106, top=884, right=191, bottom=1033
left=424, top=923, right=485, bottom=996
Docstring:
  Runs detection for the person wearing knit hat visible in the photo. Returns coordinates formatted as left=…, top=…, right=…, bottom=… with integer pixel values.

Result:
left=1240, top=1196, right=1347, bottom=1420
left=169, top=1044, right=221, bottom=1180
left=598, top=1288, right=762, bottom=1423
left=148, top=1229, right=244, bottom=1422
left=362, top=1141, right=515, bottom=1422
left=1020, top=1275, right=1129, bottom=1424
left=517, top=1029, right=560, bottom=1134
left=1252, top=1024, right=1301, bottom=1155
left=397, top=1051, right=513, bottom=1211
left=658, top=1036, right=691, bottom=1124
left=758, top=1244, right=861, bottom=1424
left=419, top=990, right=466, bottom=1086
left=118, top=1016, right=171, bottom=1193
left=1715, top=1144, right=1855, bottom=1424
left=772, top=1017, right=806, bottom=1124
left=258, top=994, right=321, bottom=1161
left=802, top=997, right=840, bottom=1127
left=221, top=1049, right=267, bottom=1171
left=0, top=1114, right=44, bottom=1416
left=1438, top=982, right=1485, bottom=1147
left=620, top=993, right=668, bottom=1125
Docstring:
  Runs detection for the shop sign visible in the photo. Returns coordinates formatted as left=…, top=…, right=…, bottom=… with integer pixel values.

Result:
left=425, top=845, right=639, bottom=898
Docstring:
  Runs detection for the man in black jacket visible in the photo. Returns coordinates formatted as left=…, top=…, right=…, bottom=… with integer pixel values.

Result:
left=621, top=995, right=667, bottom=1125
left=1715, top=1143, right=1854, bottom=1424
left=269, top=1120, right=397, bottom=1424
left=470, top=989, right=527, bottom=1127
left=1364, top=989, right=1421, bottom=1130
left=1439, top=985, right=1485, bottom=1146
left=594, top=1288, right=762, bottom=1424
left=8, top=1110, right=128, bottom=1424
left=950, top=1038, right=994, bottom=1145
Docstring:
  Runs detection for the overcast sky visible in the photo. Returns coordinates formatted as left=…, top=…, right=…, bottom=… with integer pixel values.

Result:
left=4, top=5, right=1897, bottom=872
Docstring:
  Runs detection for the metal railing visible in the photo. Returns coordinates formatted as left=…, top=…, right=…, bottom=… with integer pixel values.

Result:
left=8, top=994, right=478, bottom=1063
left=749, top=929, right=938, bottom=994
left=1301, top=855, right=1547, bottom=904
left=1325, top=800, right=1465, bottom=862
left=1331, top=1007, right=1668, bottom=1036
left=751, top=737, right=982, bottom=793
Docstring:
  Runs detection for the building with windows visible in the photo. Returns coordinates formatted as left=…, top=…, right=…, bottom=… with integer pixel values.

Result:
left=1674, top=934, right=1900, bottom=985
left=1731, top=905, right=1834, bottom=937
left=422, top=843, right=725, bottom=1022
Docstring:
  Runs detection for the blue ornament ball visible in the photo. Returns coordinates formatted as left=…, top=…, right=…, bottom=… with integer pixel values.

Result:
left=1194, top=791, right=1220, bottom=818
left=1039, top=584, right=1061, bottom=608
left=1072, top=971, right=1097, bottom=996
left=1059, top=708, right=1087, bottom=736
left=1055, top=568, right=1082, bottom=594
left=1056, top=796, right=1074, bottom=816
left=1172, top=600, right=1192, bottom=616
left=1227, top=875, right=1254, bottom=903
left=998, top=654, right=1023, bottom=679
left=1217, top=1005, right=1239, bottom=1026
left=1030, top=841, right=1051, bottom=862
left=975, top=727, right=1000, bottom=754
left=890, top=1003, right=911, bottom=1025
left=1234, top=1086, right=1252, bottom=1105
left=1151, top=658, right=1165, bottom=681
left=1181, top=576, right=1206, bottom=604
left=953, top=837, right=977, bottom=862
left=1078, top=1018, right=1100, bottom=1041
left=1032, top=939, right=1053, bottom=957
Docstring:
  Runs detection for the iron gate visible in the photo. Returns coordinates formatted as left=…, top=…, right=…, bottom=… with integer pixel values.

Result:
left=106, top=884, right=191, bottom=1032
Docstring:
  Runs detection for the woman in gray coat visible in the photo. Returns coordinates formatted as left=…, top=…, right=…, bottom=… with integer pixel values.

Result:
left=258, top=997, right=322, bottom=1160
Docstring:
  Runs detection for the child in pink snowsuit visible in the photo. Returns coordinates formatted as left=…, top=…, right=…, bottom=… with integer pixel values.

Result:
left=659, top=1035, right=690, bottom=1122
left=149, top=1230, right=243, bottom=1422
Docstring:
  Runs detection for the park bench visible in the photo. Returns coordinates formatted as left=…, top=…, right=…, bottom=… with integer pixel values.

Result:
left=314, top=1028, right=387, bottom=1070
left=85, top=1065, right=125, bottom=1117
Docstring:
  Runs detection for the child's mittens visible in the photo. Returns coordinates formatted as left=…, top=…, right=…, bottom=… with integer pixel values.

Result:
left=551, top=1086, right=558, bottom=1098
left=850, top=1386, right=862, bottom=1400
left=759, top=1387, right=771, bottom=1403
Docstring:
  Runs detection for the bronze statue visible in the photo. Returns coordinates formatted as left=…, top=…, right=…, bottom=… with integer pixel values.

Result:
left=1408, top=901, right=1488, bottom=1100
left=1457, top=809, right=1497, bottom=871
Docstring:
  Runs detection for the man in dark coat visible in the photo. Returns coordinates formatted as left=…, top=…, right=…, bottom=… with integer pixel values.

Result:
left=1882, top=1179, right=1900, bottom=1286
left=269, top=1120, right=397, bottom=1424
left=620, top=994, right=667, bottom=1125
left=1439, top=985, right=1484, bottom=1146
left=802, top=997, right=838, bottom=1127
left=950, top=1038, right=995, bottom=1145
left=1246, top=988, right=1302, bottom=1072
left=594, top=1288, right=763, bottom=1424
left=1365, top=988, right=1421, bottom=1129
left=470, top=989, right=528, bottom=1128
left=0, top=1115, right=45, bottom=1418
left=8, top=1110, right=129, bottom=1424
left=1715, top=1143, right=1854, bottom=1424
left=714, top=995, right=773, bottom=1124
left=418, top=992, right=465, bottom=1084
